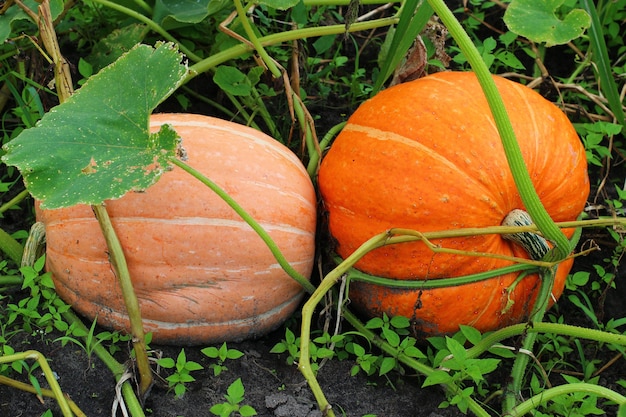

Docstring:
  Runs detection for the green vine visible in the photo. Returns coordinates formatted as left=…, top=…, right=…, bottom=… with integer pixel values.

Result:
left=169, top=158, right=316, bottom=294
left=0, top=351, right=74, bottom=417
left=426, top=0, right=570, bottom=262
left=424, top=0, right=576, bottom=413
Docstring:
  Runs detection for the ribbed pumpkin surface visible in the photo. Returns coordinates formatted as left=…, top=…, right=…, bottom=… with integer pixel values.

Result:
left=38, top=113, right=316, bottom=345
left=318, top=72, right=589, bottom=336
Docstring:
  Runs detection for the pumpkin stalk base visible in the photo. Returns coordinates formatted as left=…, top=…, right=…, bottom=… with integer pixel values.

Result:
left=501, top=209, right=551, bottom=261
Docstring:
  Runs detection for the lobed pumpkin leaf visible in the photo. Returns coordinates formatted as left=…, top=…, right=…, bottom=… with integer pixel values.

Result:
left=504, top=0, right=590, bottom=47
left=1, top=42, right=188, bottom=209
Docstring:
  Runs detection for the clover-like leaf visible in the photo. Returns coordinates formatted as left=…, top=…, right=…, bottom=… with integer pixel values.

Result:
left=504, top=0, right=590, bottom=47
left=2, top=42, right=188, bottom=209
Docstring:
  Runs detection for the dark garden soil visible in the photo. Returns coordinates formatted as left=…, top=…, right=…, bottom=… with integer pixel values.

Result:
left=0, top=319, right=463, bottom=417
left=2, top=94, right=626, bottom=417
left=2, top=245, right=626, bottom=417
left=2, top=4, right=626, bottom=415
left=2, top=106, right=626, bottom=417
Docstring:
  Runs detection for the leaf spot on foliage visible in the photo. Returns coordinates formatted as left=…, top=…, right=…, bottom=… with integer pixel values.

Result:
left=81, top=157, right=98, bottom=175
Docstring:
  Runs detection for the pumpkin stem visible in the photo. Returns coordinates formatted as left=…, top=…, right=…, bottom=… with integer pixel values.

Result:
left=501, top=209, right=551, bottom=261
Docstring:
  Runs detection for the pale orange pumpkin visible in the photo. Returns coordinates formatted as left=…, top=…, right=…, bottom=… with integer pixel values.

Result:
left=318, top=72, right=589, bottom=336
left=38, top=113, right=316, bottom=345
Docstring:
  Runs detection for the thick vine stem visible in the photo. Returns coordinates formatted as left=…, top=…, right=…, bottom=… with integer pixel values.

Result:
left=298, top=219, right=621, bottom=414
left=503, top=267, right=554, bottom=411
left=92, top=205, right=153, bottom=398
left=509, top=383, right=626, bottom=416
left=32, top=0, right=154, bottom=401
left=19, top=219, right=144, bottom=415
left=347, top=261, right=540, bottom=289
left=299, top=232, right=393, bottom=417
left=307, top=121, right=346, bottom=178
left=233, top=0, right=282, bottom=78
left=187, top=17, right=399, bottom=83
left=424, top=1, right=580, bottom=413
left=463, top=321, right=626, bottom=361
left=426, top=0, right=570, bottom=262
left=298, top=229, right=496, bottom=417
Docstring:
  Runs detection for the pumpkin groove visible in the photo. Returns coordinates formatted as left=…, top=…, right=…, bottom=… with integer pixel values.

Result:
left=318, top=72, right=589, bottom=336
left=38, top=113, right=317, bottom=345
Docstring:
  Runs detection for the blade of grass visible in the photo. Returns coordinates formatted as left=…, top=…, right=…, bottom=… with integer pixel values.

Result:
left=0, top=228, right=23, bottom=265
left=579, top=0, right=625, bottom=127
left=373, top=0, right=433, bottom=93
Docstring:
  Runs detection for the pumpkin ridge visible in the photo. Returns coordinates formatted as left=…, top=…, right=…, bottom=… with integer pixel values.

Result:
left=44, top=216, right=315, bottom=236
left=343, top=124, right=498, bottom=202
left=81, top=290, right=304, bottom=329
left=115, top=217, right=316, bottom=236
left=41, top=113, right=317, bottom=344
left=150, top=116, right=308, bottom=175
left=464, top=278, right=503, bottom=327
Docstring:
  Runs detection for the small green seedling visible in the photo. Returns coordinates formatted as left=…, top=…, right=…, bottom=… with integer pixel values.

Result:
left=201, top=342, right=244, bottom=376
left=271, top=327, right=339, bottom=374
left=54, top=316, right=108, bottom=366
left=210, top=378, right=257, bottom=417
left=157, top=349, right=203, bottom=398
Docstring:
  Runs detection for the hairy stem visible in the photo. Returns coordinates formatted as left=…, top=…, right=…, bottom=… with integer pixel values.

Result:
left=425, top=0, right=579, bottom=413
left=187, top=17, right=399, bottom=82
left=464, top=321, right=626, bottom=361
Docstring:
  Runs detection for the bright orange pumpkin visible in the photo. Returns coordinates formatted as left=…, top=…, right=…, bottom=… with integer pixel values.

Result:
left=318, top=72, right=589, bottom=336
left=38, top=113, right=316, bottom=345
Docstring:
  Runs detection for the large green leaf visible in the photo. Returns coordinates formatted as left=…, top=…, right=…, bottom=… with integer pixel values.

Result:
left=153, top=0, right=230, bottom=29
left=504, top=0, right=590, bottom=47
left=2, top=42, right=188, bottom=209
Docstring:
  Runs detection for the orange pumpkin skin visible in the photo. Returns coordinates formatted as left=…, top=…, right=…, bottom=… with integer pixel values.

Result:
left=38, top=113, right=316, bottom=345
left=318, top=72, right=589, bottom=336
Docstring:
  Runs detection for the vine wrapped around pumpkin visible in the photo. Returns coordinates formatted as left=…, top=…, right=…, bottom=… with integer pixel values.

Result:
left=318, top=71, right=589, bottom=337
